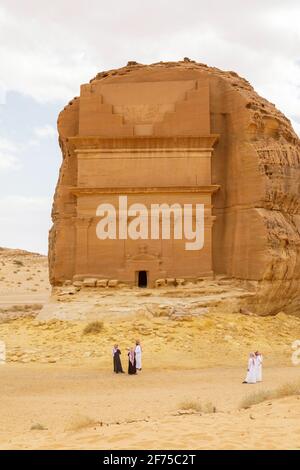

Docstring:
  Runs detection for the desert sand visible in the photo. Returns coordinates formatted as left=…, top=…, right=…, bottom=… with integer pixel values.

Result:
left=0, top=365, right=300, bottom=450
left=0, top=247, right=300, bottom=450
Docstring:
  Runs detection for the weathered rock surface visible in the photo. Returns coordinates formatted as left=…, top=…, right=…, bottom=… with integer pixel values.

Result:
left=49, top=60, right=300, bottom=315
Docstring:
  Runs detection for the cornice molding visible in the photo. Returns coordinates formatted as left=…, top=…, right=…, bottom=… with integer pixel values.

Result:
left=70, top=185, right=220, bottom=195
left=68, top=135, right=219, bottom=151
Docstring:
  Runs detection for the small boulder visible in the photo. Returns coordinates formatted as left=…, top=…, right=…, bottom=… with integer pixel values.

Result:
left=155, top=279, right=166, bottom=288
left=275, top=311, right=288, bottom=321
left=97, top=279, right=108, bottom=288
left=59, top=285, right=77, bottom=295
left=83, top=278, right=97, bottom=287
left=240, top=307, right=254, bottom=316
left=73, top=281, right=83, bottom=288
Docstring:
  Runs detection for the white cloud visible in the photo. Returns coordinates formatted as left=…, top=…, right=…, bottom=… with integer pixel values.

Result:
left=0, top=195, right=50, bottom=211
left=0, top=137, right=21, bottom=171
left=0, top=0, right=299, bottom=123
left=0, top=152, right=21, bottom=171
left=34, top=124, right=56, bottom=139
left=0, top=128, right=56, bottom=174
left=0, top=137, right=17, bottom=153
left=0, top=81, right=5, bottom=105
left=0, top=195, right=51, bottom=254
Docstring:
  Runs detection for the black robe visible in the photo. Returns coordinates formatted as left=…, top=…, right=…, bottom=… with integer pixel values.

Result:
left=128, top=352, right=137, bottom=375
left=113, top=349, right=124, bottom=373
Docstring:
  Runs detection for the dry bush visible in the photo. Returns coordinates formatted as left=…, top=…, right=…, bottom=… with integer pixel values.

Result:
left=179, top=400, right=202, bottom=412
left=0, top=304, right=42, bottom=314
left=179, top=400, right=216, bottom=413
left=65, top=414, right=99, bottom=431
left=13, top=260, right=24, bottom=267
left=83, top=320, right=104, bottom=335
left=240, top=380, right=300, bottom=409
left=202, top=402, right=217, bottom=413
left=30, top=423, right=47, bottom=431
left=240, top=390, right=273, bottom=409
left=30, top=304, right=43, bottom=311
left=275, top=381, right=300, bottom=399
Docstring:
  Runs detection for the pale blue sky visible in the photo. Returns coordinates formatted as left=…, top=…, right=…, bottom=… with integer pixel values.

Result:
left=0, top=0, right=299, bottom=254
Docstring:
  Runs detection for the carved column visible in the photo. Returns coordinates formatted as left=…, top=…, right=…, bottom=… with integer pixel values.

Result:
left=75, top=217, right=93, bottom=278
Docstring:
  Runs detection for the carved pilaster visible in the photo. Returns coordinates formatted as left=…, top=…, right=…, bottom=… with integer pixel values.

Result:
left=75, top=217, right=93, bottom=276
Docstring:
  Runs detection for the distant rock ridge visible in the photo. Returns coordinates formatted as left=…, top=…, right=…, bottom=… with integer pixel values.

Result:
left=0, top=247, right=45, bottom=258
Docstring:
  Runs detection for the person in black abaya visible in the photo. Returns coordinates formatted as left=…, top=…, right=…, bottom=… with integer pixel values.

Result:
left=112, top=344, right=124, bottom=373
left=127, top=347, right=137, bottom=375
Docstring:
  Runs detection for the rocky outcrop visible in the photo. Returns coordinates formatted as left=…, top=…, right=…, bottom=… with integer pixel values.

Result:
left=50, top=60, right=300, bottom=315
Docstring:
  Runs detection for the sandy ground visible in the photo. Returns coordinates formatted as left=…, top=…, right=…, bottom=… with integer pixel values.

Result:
left=0, top=248, right=49, bottom=295
left=0, top=365, right=300, bottom=450
left=0, top=247, right=49, bottom=309
left=0, top=247, right=300, bottom=449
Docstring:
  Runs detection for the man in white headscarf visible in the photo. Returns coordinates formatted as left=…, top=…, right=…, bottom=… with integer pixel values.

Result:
left=255, top=350, right=263, bottom=382
left=135, top=340, right=142, bottom=371
left=243, top=352, right=257, bottom=384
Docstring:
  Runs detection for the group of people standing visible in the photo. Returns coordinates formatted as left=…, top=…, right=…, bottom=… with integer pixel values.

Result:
left=112, top=340, right=142, bottom=375
left=113, top=343, right=263, bottom=383
left=243, top=351, right=263, bottom=384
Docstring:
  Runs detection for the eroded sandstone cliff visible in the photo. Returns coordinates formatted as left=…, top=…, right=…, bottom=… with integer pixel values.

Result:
left=50, top=60, right=300, bottom=314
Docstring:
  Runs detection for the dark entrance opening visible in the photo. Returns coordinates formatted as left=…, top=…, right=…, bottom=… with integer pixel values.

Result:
left=137, top=271, right=148, bottom=288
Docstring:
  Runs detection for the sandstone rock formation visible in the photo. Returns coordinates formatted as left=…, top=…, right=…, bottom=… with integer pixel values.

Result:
left=49, top=60, right=300, bottom=315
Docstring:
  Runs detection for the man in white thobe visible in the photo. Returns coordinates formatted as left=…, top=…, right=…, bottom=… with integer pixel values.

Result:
left=255, top=351, right=263, bottom=382
left=243, top=352, right=256, bottom=384
left=135, top=340, right=142, bottom=371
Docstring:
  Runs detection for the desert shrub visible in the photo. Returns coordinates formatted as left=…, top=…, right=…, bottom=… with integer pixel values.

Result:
left=65, top=414, right=99, bottom=431
left=275, top=381, right=300, bottom=399
left=179, top=400, right=216, bottom=413
left=179, top=400, right=202, bottom=412
left=240, top=380, right=300, bottom=409
left=202, top=402, right=217, bottom=413
left=5, top=304, right=42, bottom=313
left=240, top=390, right=273, bottom=409
left=13, top=260, right=24, bottom=267
left=30, top=423, right=47, bottom=431
left=83, top=320, right=104, bottom=335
